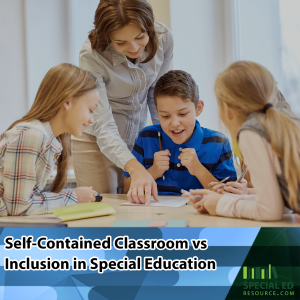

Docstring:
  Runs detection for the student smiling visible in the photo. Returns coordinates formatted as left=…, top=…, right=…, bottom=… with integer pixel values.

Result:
left=0, top=64, right=98, bottom=216
left=123, top=70, right=237, bottom=198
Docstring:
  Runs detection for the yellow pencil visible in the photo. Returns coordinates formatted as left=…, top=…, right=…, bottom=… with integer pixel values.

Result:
left=208, top=176, right=230, bottom=190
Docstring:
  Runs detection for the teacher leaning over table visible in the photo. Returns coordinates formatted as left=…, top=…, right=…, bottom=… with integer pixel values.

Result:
left=71, top=0, right=173, bottom=204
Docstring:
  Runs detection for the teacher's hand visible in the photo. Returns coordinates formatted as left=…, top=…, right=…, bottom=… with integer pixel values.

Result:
left=125, top=159, right=159, bottom=205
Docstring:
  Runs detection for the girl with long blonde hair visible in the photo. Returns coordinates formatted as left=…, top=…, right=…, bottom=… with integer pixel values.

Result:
left=187, top=61, right=300, bottom=221
left=208, top=90, right=294, bottom=195
left=0, top=63, right=99, bottom=216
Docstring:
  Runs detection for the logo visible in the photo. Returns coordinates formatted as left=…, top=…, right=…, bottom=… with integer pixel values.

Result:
left=241, top=264, right=295, bottom=297
left=243, top=264, right=278, bottom=280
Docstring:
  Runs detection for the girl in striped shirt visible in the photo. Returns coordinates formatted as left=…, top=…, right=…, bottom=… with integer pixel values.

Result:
left=0, top=64, right=98, bottom=216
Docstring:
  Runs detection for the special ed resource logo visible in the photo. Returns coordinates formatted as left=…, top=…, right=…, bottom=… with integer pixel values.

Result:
left=242, top=264, right=295, bottom=297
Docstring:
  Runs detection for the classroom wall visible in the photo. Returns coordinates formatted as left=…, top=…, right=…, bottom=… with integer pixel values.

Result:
left=24, top=0, right=72, bottom=106
left=236, top=0, right=283, bottom=90
left=0, top=0, right=28, bottom=132
left=150, top=0, right=171, bottom=29
left=170, top=0, right=226, bottom=132
left=0, top=0, right=173, bottom=134
left=0, top=0, right=73, bottom=133
left=0, top=0, right=285, bottom=136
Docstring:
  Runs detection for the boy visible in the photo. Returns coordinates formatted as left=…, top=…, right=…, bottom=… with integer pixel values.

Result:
left=123, top=70, right=237, bottom=195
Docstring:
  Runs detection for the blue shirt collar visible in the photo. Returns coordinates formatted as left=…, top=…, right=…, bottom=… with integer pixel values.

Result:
left=161, top=120, right=203, bottom=151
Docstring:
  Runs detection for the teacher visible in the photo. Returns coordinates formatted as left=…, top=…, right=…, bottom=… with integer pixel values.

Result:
left=71, top=0, right=173, bottom=204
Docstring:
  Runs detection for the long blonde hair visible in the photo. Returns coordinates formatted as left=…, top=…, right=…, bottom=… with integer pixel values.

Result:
left=8, top=63, right=99, bottom=193
left=214, top=61, right=300, bottom=210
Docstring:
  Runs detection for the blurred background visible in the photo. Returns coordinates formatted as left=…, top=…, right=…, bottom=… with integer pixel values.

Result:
left=1, top=0, right=300, bottom=134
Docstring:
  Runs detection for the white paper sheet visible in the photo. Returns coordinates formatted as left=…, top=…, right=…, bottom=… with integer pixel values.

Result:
left=120, top=196, right=188, bottom=207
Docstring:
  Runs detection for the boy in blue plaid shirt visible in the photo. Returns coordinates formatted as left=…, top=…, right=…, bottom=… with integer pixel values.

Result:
left=124, top=70, right=236, bottom=196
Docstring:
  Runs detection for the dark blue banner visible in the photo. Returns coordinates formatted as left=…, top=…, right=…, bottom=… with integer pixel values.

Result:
left=0, top=227, right=288, bottom=300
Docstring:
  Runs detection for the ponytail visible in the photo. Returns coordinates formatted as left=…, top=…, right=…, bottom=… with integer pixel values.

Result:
left=215, top=61, right=300, bottom=210
left=261, top=107, right=300, bottom=210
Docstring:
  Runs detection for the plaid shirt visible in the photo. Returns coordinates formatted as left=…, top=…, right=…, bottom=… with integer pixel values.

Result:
left=0, top=120, right=77, bottom=216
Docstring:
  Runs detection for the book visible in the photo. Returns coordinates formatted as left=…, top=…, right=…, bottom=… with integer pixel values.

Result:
left=31, top=202, right=116, bottom=221
left=0, top=215, right=66, bottom=227
left=0, top=222, right=67, bottom=227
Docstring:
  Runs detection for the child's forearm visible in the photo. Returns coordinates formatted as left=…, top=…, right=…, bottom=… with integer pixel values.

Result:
left=147, top=166, right=159, bottom=181
left=194, top=164, right=218, bottom=189
left=123, top=177, right=131, bottom=194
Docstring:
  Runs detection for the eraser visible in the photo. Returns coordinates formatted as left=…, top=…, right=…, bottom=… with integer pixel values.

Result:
left=148, top=221, right=167, bottom=227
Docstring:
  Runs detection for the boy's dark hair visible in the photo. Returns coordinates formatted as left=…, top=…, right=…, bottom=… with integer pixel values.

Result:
left=154, top=70, right=200, bottom=108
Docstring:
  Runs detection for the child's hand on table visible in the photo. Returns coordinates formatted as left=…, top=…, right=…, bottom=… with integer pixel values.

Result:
left=208, top=179, right=248, bottom=195
left=74, top=186, right=98, bottom=203
left=186, top=189, right=223, bottom=215
left=178, top=148, right=201, bottom=176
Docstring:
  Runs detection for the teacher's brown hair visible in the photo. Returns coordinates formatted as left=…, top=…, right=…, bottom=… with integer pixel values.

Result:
left=88, top=0, right=159, bottom=63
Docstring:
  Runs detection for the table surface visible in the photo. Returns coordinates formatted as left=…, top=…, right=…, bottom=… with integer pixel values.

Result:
left=1, top=194, right=300, bottom=227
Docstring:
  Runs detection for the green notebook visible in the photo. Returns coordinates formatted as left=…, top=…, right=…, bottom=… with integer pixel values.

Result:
left=32, top=202, right=116, bottom=222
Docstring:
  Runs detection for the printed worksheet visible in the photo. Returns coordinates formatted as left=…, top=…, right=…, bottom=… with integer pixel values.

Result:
left=120, top=196, right=188, bottom=207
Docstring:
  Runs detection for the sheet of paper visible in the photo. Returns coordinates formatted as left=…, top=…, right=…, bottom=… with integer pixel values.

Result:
left=120, top=196, right=188, bottom=207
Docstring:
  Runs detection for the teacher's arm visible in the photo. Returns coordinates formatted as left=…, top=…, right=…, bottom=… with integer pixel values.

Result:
left=124, top=159, right=158, bottom=204
left=79, top=50, right=158, bottom=204
left=147, top=27, right=174, bottom=124
left=123, top=132, right=159, bottom=204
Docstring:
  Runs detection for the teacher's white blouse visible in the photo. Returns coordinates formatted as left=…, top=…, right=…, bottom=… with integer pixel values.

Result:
left=78, top=22, right=173, bottom=170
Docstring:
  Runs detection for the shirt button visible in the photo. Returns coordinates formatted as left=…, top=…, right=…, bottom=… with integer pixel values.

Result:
left=177, top=163, right=181, bottom=167
left=179, top=147, right=182, bottom=151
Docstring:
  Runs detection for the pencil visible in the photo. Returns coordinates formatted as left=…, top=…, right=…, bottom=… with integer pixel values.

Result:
left=208, top=176, right=230, bottom=190
left=158, top=132, right=165, bottom=180
left=181, top=189, right=202, bottom=205
left=237, top=167, right=248, bottom=183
